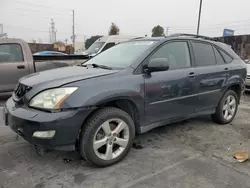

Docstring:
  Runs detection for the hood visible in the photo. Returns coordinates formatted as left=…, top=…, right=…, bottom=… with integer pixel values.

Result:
left=247, top=64, right=250, bottom=75
left=19, top=66, right=118, bottom=89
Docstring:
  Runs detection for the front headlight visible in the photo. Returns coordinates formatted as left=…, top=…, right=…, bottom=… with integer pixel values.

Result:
left=29, top=87, right=78, bottom=109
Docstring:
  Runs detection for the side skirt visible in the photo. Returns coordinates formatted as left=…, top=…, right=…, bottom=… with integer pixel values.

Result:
left=139, top=108, right=215, bottom=134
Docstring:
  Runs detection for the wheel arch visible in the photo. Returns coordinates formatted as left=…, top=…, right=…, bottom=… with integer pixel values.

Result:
left=96, top=98, right=141, bottom=134
left=76, top=97, right=142, bottom=147
left=226, top=83, right=242, bottom=103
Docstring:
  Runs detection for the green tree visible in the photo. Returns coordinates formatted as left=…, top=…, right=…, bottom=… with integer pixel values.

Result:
left=151, top=25, right=165, bottom=37
left=85, top=35, right=103, bottom=49
left=108, top=22, right=120, bottom=35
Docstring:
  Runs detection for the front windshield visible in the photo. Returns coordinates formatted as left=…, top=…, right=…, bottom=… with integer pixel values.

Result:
left=86, top=42, right=105, bottom=54
left=85, top=41, right=156, bottom=68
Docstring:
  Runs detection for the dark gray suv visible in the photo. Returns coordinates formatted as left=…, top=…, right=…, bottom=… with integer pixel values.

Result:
left=4, top=34, right=247, bottom=167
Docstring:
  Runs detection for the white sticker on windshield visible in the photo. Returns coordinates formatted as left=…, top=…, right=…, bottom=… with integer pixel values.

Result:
left=134, top=41, right=154, bottom=45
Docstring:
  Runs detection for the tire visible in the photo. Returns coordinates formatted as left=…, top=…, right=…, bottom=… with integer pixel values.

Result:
left=79, top=107, right=135, bottom=167
left=211, top=90, right=238, bottom=124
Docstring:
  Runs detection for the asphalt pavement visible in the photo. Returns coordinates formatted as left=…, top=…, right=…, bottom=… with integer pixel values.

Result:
left=1, top=95, right=250, bottom=188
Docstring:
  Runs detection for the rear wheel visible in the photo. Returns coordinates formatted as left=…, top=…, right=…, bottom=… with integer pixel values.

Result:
left=211, top=90, right=238, bottom=124
left=79, top=107, right=135, bottom=167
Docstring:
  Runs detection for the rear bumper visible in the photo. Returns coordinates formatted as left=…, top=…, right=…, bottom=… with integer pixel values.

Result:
left=4, top=98, right=94, bottom=151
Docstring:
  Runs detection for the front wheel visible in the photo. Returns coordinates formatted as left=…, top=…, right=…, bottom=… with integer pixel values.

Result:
left=211, top=90, right=238, bottom=124
left=79, top=107, right=135, bottom=167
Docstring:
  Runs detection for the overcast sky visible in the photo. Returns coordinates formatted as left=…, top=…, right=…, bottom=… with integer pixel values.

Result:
left=1, top=0, right=250, bottom=43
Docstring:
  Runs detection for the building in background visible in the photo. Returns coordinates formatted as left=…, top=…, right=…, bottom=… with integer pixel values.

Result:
left=28, top=41, right=74, bottom=54
left=53, top=41, right=66, bottom=52
left=216, top=35, right=250, bottom=60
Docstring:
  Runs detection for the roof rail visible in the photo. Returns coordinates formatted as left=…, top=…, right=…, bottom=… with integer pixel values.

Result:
left=129, top=37, right=145, bottom=41
left=169, top=33, right=217, bottom=41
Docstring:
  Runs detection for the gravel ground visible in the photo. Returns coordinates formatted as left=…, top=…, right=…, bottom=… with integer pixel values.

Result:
left=1, top=94, right=250, bottom=188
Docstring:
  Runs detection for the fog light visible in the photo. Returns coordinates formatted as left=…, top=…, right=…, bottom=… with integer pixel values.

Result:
left=33, top=130, right=56, bottom=138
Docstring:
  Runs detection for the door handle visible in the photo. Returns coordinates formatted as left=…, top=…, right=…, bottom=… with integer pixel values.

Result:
left=17, top=65, right=25, bottom=69
left=188, top=72, right=196, bottom=78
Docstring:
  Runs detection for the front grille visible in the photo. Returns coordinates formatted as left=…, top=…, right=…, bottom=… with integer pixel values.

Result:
left=14, top=83, right=32, bottom=99
left=247, top=75, right=250, bottom=79
left=246, top=85, right=250, bottom=89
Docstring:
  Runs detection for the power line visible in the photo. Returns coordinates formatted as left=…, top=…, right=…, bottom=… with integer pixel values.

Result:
left=171, top=24, right=250, bottom=31
left=6, top=13, right=55, bottom=20
left=170, top=18, right=250, bottom=29
left=13, top=0, right=71, bottom=11
left=6, top=12, right=71, bottom=21
left=15, top=8, right=71, bottom=18
left=204, top=19, right=250, bottom=27
left=4, top=24, right=72, bottom=36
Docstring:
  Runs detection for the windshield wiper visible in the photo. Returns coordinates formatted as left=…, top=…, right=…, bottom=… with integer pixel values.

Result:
left=88, top=63, right=113, bottom=70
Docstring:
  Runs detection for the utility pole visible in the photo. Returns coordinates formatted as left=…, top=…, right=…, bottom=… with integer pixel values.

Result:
left=71, top=10, right=76, bottom=52
left=196, top=0, right=203, bottom=35
left=166, top=27, right=170, bottom=36
left=50, top=19, right=56, bottom=43
left=55, top=30, right=57, bottom=42
left=0, top=24, right=7, bottom=38
left=49, top=28, right=51, bottom=43
left=0, top=24, right=3, bottom=36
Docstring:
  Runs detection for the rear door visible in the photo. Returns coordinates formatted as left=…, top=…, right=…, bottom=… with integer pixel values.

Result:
left=0, top=43, right=29, bottom=93
left=144, top=40, right=198, bottom=124
left=191, top=41, right=229, bottom=111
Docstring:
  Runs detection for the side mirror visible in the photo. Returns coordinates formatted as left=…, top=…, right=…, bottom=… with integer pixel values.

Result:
left=145, top=58, right=170, bottom=73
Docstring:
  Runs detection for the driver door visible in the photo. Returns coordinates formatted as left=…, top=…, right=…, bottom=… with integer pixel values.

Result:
left=144, top=40, right=198, bottom=124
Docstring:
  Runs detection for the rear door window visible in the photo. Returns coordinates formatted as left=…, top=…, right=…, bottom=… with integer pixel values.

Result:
left=192, top=42, right=216, bottom=66
left=0, top=44, right=24, bottom=63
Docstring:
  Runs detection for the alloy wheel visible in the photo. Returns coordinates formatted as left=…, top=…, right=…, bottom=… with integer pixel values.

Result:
left=93, top=118, right=130, bottom=161
left=223, top=95, right=236, bottom=120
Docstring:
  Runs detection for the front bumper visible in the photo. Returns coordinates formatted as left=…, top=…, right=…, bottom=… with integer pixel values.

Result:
left=4, top=98, right=94, bottom=151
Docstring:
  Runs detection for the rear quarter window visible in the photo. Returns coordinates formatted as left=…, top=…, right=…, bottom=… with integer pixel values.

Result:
left=0, top=43, right=24, bottom=63
left=219, top=49, right=233, bottom=63
left=213, top=47, right=225, bottom=65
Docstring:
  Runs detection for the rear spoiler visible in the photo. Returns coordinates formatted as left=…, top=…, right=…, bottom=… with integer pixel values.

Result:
left=33, top=55, right=90, bottom=61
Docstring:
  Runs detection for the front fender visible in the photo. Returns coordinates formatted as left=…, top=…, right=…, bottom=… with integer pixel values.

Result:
left=62, top=74, right=145, bottom=114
